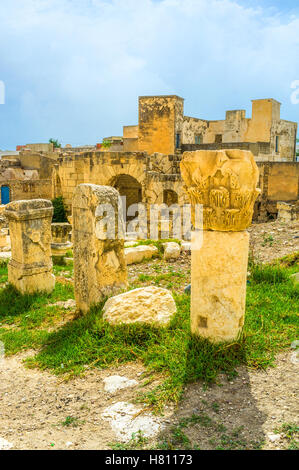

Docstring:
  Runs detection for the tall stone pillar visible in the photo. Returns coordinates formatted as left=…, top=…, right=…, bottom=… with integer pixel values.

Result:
left=4, top=199, right=55, bottom=294
left=73, top=184, right=128, bottom=314
left=181, top=150, right=260, bottom=343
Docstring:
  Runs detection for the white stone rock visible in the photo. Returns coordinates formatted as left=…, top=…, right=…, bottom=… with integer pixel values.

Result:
left=125, top=245, right=158, bottom=265
left=0, top=252, right=11, bottom=260
left=290, top=351, right=299, bottom=365
left=267, top=432, right=281, bottom=442
left=181, top=242, right=191, bottom=252
left=103, top=286, right=176, bottom=326
left=103, top=375, right=138, bottom=394
left=163, top=242, right=181, bottom=260
left=102, top=402, right=163, bottom=442
left=0, top=438, right=13, bottom=450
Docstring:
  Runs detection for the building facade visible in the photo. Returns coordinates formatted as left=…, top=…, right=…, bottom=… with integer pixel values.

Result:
left=122, top=95, right=297, bottom=162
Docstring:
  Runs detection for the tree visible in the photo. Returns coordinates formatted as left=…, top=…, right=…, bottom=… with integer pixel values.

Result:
left=49, top=138, right=62, bottom=149
left=52, top=196, right=68, bottom=223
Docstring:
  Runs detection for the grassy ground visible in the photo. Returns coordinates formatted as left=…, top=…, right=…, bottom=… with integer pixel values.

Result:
left=0, top=253, right=298, bottom=413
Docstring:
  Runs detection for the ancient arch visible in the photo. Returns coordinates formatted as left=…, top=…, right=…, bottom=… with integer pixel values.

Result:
left=109, top=174, right=143, bottom=220
left=163, top=189, right=178, bottom=206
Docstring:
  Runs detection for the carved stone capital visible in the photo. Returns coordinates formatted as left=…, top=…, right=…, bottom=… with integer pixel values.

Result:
left=180, top=150, right=261, bottom=231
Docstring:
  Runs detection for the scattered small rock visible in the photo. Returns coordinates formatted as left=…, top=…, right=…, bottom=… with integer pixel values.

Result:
left=103, top=376, right=138, bottom=394
left=0, top=438, right=14, bottom=450
left=267, top=432, right=281, bottom=443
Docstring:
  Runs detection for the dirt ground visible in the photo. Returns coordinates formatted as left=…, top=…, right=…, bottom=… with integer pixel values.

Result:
left=0, top=350, right=297, bottom=450
left=0, top=220, right=298, bottom=450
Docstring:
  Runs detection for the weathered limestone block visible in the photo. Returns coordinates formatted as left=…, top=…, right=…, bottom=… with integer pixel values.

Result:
left=180, top=149, right=260, bottom=231
left=191, top=230, right=249, bottom=342
left=51, top=223, right=73, bottom=260
left=125, top=245, right=158, bottom=265
left=163, top=242, right=181, bottom=260
left=277, top=202, right=299, bottom=222
left=181, top=150, right=259, bottom=343
left=0, top=230, right=8, bottom=249
left=103, top=286, right=176, bottom=325
left=4, top=199, right=55, bottom=294
left=73, top=184, right=127, bottom=313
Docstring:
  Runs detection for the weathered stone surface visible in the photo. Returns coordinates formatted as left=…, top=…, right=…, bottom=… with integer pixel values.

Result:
left=0, top=438, right=14, bottom=450
left=191, top=230, right=249, bottom=342
left=51, top=223, right=73, bottom=258
left=181, top=242, right=191, bottom=252
left=103, top=286, right=176, bottom=325
left=4, top=199, right=55, bottom=294
left=102, top=402, right=163, bottom=442
left=0, top=252, right=11, bottom=261
left=103, top=376, right=138, bottom=394
left=0, top=230, right=8, bottom=249
left=180, top=149, right=260, bottom=231
left=277, top=202, right=299, bottom=222
left=73, top=184, right=127, bottom=314
left=125, top=245, right=158, bottom=265
left=163, top=241, right=181, bottom=260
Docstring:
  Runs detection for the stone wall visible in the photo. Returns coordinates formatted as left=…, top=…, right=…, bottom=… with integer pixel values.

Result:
left=255, top=162, right=299, bottom=219
left=137, top=95, right=184, bottom=155
left=54, top=151, right=187, bottom=213
left=1, top=180, right=52, bottom=204
left=54, top=151, right=298, bottom=222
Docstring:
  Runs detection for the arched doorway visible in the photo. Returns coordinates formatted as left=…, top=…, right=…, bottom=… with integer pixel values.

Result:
left=110, top=174, right=142, bottom=221
left=163, top=189, right=178, bottom=206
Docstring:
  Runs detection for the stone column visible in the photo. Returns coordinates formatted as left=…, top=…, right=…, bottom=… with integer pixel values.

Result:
left=51, top=222, right=73, bottom=263
left=4, top=199, right=55, bottom=294
left=73, top=184, right=128, bottom=314
left=181, top=150, right=260, bottom=343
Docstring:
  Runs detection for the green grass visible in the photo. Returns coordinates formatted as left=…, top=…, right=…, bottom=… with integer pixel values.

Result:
left=0, top=281, right=74, bottom=354
left=0, top=257, right=298, bottom=413
left=110, top=416, right=263, bottom=451
left=60, top=416, right=84, bottom=428
left=0, top=259, right=8, bottom=284
left=275, top=423, right=299, bottom=450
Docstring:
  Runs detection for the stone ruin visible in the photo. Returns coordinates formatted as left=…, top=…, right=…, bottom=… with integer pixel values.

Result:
left=180, top=149, right=260, bottom=342
left=2, top=150, right=262, bottom=342
left=4, top=199, right=55, bottom=294
left=72, top=184, right=128, bottom=314
left=51, top=222, right=72, bottom=263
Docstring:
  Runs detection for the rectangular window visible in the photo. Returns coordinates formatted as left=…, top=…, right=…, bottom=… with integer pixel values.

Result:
left=215, top=134, right=223, bottom=143
left=175, top=133, right=181, bottom=149
left=195, top=135, right=202, bottom=145
left=275, top=136, right=279, bottom=153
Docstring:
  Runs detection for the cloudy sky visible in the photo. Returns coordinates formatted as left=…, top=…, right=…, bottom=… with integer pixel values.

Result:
left=0, top=0, right=298, bottom=149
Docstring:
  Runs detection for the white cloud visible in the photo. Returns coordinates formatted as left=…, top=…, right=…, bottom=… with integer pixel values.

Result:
left=0, top=0, right=297, bottom=148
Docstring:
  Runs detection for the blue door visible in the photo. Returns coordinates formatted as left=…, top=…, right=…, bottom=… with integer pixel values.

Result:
left=1, top=186, right=10, bottom=205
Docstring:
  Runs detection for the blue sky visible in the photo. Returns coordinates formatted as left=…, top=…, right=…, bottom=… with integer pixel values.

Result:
left=0, top=0, right=298, bottom=149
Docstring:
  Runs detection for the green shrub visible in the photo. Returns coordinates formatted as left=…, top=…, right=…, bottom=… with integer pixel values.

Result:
left=52, top=196, right=68, bottom=223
